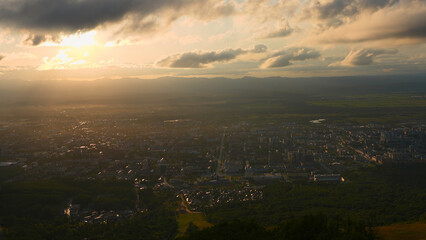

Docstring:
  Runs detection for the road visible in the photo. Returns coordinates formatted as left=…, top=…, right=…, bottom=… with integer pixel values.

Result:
left=216, top=128, right=227, bottom=177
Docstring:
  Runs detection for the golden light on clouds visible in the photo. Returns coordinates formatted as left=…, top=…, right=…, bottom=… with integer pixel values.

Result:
left=0, top=0, right=424, bottom=80
left=60, top=31, right=97, bottom=48
left=40, top=31, right=98, bottom=48
left=38, top=49, right=91, bottom=70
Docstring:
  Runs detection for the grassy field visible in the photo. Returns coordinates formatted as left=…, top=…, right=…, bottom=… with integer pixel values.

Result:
left=231, top=93, right=426, bottom=124
left=176, top=213, right=213, bottom=238
left=375, top=222, right=426, bottom=240
left=309, top=94, right=426, bottom=108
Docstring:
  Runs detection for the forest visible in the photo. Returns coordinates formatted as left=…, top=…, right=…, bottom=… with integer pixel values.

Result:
left=1, top=164, right=425, bottom=239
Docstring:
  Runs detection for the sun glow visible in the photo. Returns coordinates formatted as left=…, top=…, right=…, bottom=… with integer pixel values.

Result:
left=36, top=30, right=102, bottom=71
left=41, top=31, right=98, bottom=48
left=37, top=49, right=91, bottom=70
left=61, top=31, right=97, bottom=47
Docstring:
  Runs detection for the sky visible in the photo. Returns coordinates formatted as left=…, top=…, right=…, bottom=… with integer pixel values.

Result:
left=0, top=0, right=425, bottom=81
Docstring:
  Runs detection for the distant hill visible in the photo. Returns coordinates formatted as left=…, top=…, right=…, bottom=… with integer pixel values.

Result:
left=0, top=75, right=425, bottom=106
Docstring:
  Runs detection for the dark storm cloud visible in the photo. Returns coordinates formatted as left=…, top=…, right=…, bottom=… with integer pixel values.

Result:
left=337, top=48, right=398, bottom=66
left=24, top=34, right=46, bottom=46
left=0, top=0, right=234, bottom=33
left=157, top=45, right=267, bottom=68
left=0, top=0, right=137, bottom=32
left=23, top=33, right=63, bottom=46
left=261, top=47, right=321, bottom=68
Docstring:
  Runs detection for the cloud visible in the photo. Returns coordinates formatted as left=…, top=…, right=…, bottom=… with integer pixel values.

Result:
left=312, top=0, right=397, bottom=19
left=261, top=47, right=321, bottom=68
left=0, top=0, right=234, bottom=35
left=157, top=49, right=244, bottom=68
left=252, top=44, right=268, bottom=53
left=23, top=33, right=68, bottom=46
left=37, top=49, right=99, bottom=70
left=157, top=45, right=267, bottom=68
left=0, top=55, right=4, bottom=61
left=312, top=2, right=426, bottom=44
left=238, top=0, right=300, bottom=21
left=0, top=29, right=15, bottom=45
left=23, top=34, right=47, bottom=46
left=302, top=0, right=399, bottom=28
left=264, top=27, right=293, bottom=38
left=331, top=49, right=398, bottom=66
left=262, top=21, right=294, bottom=39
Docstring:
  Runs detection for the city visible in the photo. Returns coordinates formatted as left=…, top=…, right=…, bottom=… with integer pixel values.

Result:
left=1, top=108, right=425, bottom=225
